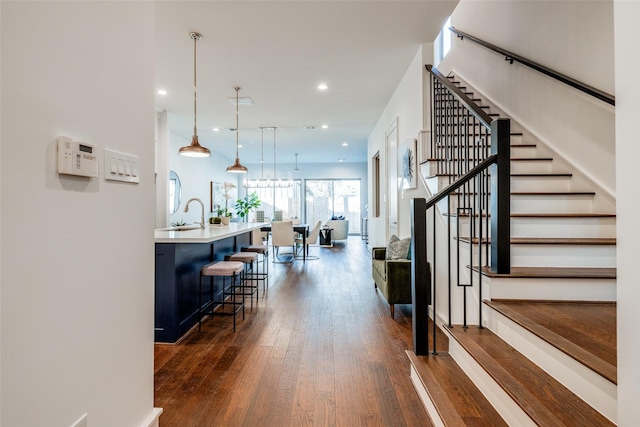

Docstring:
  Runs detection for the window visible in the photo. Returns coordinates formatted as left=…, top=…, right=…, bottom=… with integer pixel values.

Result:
left=305, top=179, right=361, bottom=234
left=249, top=180, right=301, bottom=220
left=442, top=16, right=452, bottom=58
left=435, top=16, right=452, bottom=65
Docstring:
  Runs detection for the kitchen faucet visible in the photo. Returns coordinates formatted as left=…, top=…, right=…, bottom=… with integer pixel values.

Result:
left=184, top=198, right=205, bottom=229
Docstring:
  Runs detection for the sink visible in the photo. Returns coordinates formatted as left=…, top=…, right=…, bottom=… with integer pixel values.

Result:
left=156, top=225, right=202, bottom=231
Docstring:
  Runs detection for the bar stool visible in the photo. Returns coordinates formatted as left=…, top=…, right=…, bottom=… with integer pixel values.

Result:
left=199, top=260, right=245, bottom=332
left=224, top=252, right=259, bottom=310
left=241, top=245, right=269, bottom=291
left=241, top=227, right=269, bottom=291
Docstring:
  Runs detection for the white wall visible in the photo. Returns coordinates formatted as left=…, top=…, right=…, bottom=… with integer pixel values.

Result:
left=1, top=2, right=157, bottom=426
left=368, top=45, right=431, bottom=248
left=614, top=1, right=640, bottom=423
left=439, top=0, right=616, bottom=197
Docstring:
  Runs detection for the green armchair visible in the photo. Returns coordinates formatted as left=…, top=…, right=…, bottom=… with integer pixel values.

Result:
left=371, top=247, right=412, bottom=317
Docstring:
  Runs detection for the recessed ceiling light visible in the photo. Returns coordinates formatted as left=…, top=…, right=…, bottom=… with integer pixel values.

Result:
left=213, top=127, right=219, bottom=132
left=342, top=142, right=348, bottom=146
left=321, top=124, right=328, bottom=129
left=318, top=83, right=328, bottom=91
left=157, top=89, right=167, bottom=95
left=338, top=158, right=344, bottom=162
left=238, top=144, right=243, bottom=148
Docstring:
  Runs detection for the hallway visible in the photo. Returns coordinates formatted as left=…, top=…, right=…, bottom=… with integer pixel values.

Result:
left=154, top=237, right=431, bottom=426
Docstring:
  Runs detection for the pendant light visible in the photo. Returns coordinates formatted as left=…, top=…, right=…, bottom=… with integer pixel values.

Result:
left=179, top=32, right=211, bottom=158
left=226, top=86, right=248, bottom=173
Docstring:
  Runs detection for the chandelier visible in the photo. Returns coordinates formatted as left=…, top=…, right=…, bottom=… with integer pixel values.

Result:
left=244, top=127, right=293, bottom=188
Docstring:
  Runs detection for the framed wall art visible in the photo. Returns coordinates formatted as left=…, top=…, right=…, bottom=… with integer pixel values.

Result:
left=398, top=138, right=417, bottom=190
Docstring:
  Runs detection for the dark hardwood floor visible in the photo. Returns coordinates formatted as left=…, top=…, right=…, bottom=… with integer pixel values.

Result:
left=154, top=237, right=431, bottom=426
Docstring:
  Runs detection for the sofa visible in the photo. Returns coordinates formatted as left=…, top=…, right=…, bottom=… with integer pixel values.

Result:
left=325, top=219, right=349, bottom=243
left=371, top=246, right=412, bottom=317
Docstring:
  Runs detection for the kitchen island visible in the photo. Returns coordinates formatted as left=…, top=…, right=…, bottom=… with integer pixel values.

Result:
left=155, top=222, right=266, bottom=343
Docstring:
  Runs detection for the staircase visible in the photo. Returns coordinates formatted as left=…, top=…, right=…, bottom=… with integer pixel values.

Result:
left=409, top=72, right=617, bottom=425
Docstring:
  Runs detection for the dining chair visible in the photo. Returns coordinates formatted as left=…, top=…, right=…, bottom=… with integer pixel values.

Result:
left=295, top=220, right=322, bottom=260
left=271, top=220, right=296, bottom=263
left=273, top=211, right=283, bottom=221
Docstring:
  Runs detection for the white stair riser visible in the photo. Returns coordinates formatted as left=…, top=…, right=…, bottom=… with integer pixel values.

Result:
left=457, top=242, right=616, bottom=268
left=511, top=244, right=616, bottom=268
left=455, top=217, right=616, bottom=239
left=448, top=195, right=595, bottom=214
left=510, top=145, right=536, bottom=157
left=482, top=275, right=617, bottom=302
left=511, top=195, right=594, bottom=214
left=511, top=176, right=572, bottom=192
left=425, top=175, right=578, bottom=195
left=510, top=161, right=554, bottom=174
left=511, top=217, right=616, bottom=238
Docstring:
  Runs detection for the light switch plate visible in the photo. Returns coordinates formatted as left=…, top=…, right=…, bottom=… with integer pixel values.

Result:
left=105, top=148, right=139, bottom=184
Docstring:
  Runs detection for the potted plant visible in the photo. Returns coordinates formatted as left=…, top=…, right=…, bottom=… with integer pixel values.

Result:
left=235, top=192, right=261, bottom=222
left=222, top=182, right=237, bottom=225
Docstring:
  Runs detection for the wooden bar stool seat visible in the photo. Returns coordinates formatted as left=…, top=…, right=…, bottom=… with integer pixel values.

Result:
left=199, top=260, right=245, bottom=332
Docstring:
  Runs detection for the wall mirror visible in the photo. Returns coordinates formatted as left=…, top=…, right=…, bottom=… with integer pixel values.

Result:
left=169, top=170, right=182, bottom=214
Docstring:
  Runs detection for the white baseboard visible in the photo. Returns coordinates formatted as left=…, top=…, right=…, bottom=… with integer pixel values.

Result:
left=141, top=408, right=163, bottom=427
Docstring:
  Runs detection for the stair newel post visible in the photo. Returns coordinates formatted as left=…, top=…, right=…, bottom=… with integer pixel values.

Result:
left=411, top=198, right=430, bottom=355
left=490, top=118, right=511, bottom=274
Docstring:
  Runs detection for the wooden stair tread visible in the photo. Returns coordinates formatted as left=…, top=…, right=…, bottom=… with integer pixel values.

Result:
left=446, top=326, right=615, bottom=426
left=407, top=350, right=508, bottom=426
left=458, top=237, right=615, bottom=245
left=484, top=300, right=617, bottom=383
left=445, top=212, right=615, bottom=219
left=511, top=212, right=616, bottom=218
left=511, top=191, right=595, bottom=196
left=473, top=265, right=617, bottom=279
left=425, top=157, right=553, bottom=162
left=448, top=191, right=595, bottom=197
left=511, top=173, right=572, bottom=177
left=433, top=173, right=573, bottom=178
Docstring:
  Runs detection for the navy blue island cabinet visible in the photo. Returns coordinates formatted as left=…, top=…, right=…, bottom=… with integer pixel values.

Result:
left=154, top=224, right=257, bottom=343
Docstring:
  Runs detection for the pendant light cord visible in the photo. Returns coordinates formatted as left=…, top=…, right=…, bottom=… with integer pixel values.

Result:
left=193, top=33, right=198, bottom=137
left=235, top=87, right=240, bottom=158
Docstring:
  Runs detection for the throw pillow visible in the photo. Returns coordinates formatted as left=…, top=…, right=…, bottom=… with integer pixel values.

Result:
left=387, top=236, right=411, bottom=260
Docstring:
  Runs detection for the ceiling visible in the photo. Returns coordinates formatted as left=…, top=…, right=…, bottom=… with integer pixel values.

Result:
left=155, top=1, right=458, bottom=171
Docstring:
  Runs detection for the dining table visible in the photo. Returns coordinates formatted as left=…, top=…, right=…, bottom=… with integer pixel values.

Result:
left=260, top=223, right=309, bottom=262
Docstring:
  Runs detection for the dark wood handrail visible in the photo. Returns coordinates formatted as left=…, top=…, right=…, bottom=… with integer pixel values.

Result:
left=426, top=64, right=493, bottom=127
left=425, top=154, right=497, bottom=209
left=450, top=27, right=615, bottom=106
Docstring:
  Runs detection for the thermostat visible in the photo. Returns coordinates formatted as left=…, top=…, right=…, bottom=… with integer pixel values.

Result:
left=57, top=136, right=99, bottom=178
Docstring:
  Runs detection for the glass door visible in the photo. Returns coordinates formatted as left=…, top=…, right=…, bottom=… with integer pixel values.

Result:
left=305, top=179, right=361, bottom=234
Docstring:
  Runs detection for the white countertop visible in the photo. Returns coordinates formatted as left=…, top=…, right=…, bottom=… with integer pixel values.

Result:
left=155, top=222, right=267, bottom=243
